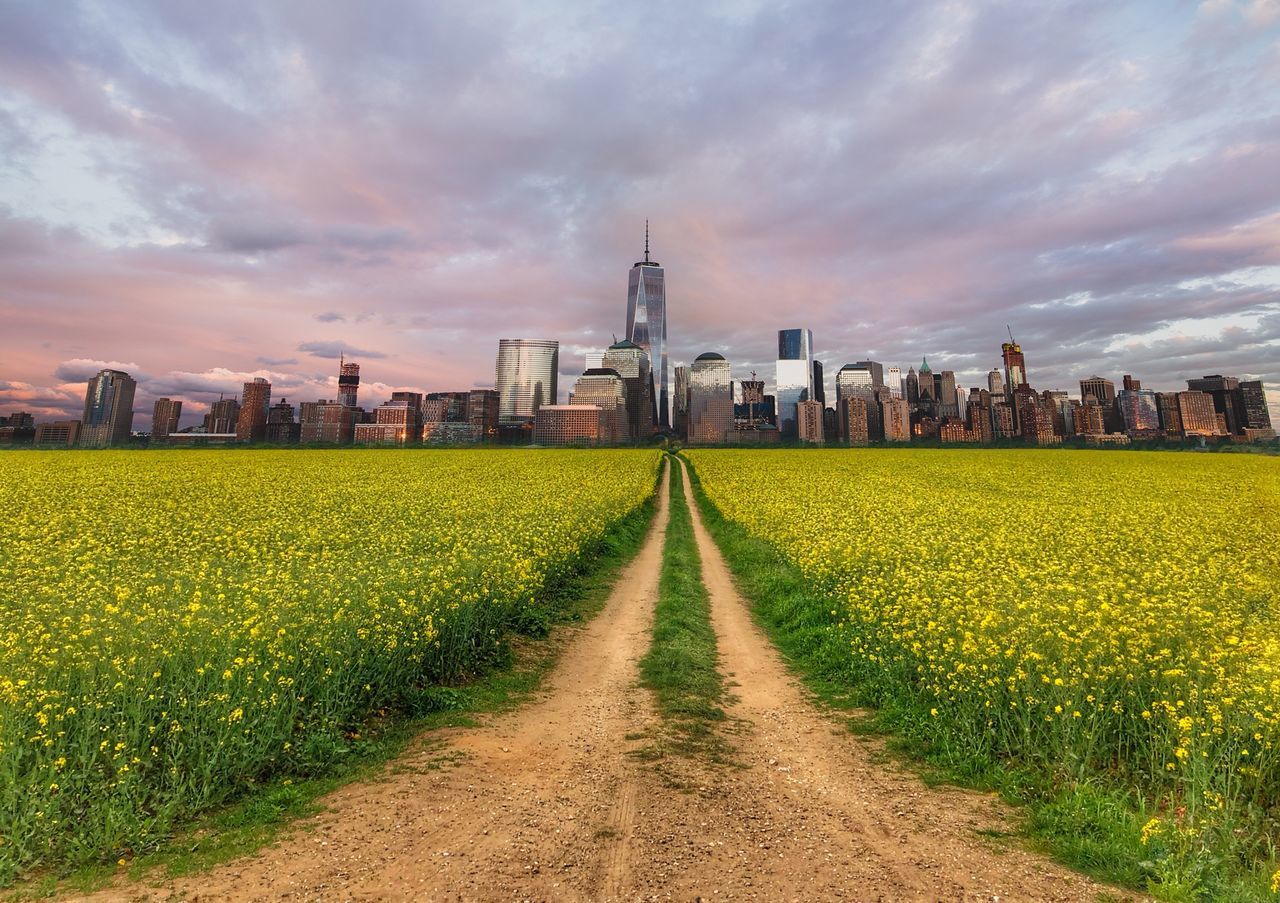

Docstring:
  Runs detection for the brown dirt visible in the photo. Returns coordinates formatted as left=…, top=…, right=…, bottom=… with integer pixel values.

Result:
left=76, top=458, right=1136, bottom=902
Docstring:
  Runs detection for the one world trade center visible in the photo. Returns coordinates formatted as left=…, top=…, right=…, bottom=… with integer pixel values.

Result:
left=625, top=222, right=668, bottom=428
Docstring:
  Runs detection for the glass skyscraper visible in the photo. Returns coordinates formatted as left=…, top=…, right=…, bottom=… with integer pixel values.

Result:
left=80, top=368, right=136, bottom=448
left=496, top=338, right=559, bottom=424
left=625, top=225, right=668, bottom=428
left=688, top=352, right=732, bottom=444
left=775, top=328, right=813, bottom=438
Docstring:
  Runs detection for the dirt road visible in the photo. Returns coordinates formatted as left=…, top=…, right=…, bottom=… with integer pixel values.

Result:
left=82, top=458, right=1126, bottom=902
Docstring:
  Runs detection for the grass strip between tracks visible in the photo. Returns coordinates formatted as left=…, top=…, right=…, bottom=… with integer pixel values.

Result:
left=8, top=467, right=663, bottom=901
left=678, top=454, right=1278, bottom=903
left=638, top=457, right=728, bottom=761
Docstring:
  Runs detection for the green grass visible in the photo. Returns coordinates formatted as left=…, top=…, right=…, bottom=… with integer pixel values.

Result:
left=637, top=457, right=728, bottom=763
left=6, top=471, right=660, bottom=900
left=679, top=454, right=1279, bottom=903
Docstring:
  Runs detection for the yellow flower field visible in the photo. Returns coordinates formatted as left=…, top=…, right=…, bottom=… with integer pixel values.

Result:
left=688, top=448, right=1280, bottom=876
left=0, top=448, right=659, bottom=881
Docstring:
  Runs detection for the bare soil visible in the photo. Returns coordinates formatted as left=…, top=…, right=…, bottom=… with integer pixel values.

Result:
left=77, top=459, right=1134, bottom=902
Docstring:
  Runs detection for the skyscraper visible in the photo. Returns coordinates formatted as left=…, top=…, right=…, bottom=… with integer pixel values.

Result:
left=266, top=398, right=299, bottom=443
left=80, top=368, right=136, bottom=448
left=1187, top=375, right=1245, bottom=434
left=569, top=368, right=628, bottom=442
left=797, top=399, right=824, bottom=443
left=885, top=366, right=903, bottom=399
left=688, top=352, right=733, bottom=444
left=496, top=338, right=559, bottom=424
left=937, top=371, right=958, bottom=418
left=1002, top=334, right=1027, bottom=391
left=835, top=364, right=874, bottom=406
left=236, top=377, right=271, bottom=442
left=625, top=223, right=668, bottom=427
left=987, top=369, right=1004, bottom=397
left=1238, top=380, right=1273, bottom=434
left=775, top=328, right=813, bottom=437
left=204, top=396, right=240, bottom=434
left=338, top=356, right=360, bottom=408
left=602, top=339, right=655, bottom=440
left=672, top=365, right=691, bottom=438
left=466, top=389, right=500, bottom=437
left=1117, top=388, right=1160, bottom=437
left=151, top=398, right=181, bottom=443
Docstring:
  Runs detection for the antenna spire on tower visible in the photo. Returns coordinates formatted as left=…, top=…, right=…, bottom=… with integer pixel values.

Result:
left=644, top=220, right=650, bottom=264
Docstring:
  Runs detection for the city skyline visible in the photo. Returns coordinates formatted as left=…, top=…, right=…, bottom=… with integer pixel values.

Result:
left=1, top=2, right=1279, bottom=428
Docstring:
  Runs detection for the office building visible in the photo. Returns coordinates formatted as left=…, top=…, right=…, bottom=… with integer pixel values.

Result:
left=1178, top=391, right=1220, bottom=437
left=1155, top=392, right=1183, bottom=437
left=738, top=379, right=766, bottom=427
left=204, top=396, right=240, bottom=434
left=1080, top=376, right=1116, bottom=406
left=337, top=357, right=360, bottom=408
left=966, top=391, right=993, bottom=443
left=625, top=224, right=669, bottom=427
left=835, top=364, right=875, bottom=408
left=991, top=400, right=1017, bottom=438
left=266, top=398, right=299, bottom=443
left=1117, top=388, right=1160, bottom=437
left=422, top=422, right=482, bottom=444
left=80, top=368, right=136, bottom=448
left=1074, top=398, right=1106, bottom=436
left=905, top=367, right=919, bottom=404
left=775, top=328, right=813, bottom=437
left=886, top=366, right=903, bottom=399
left=1081, top=375, right=1121, bottom=432
left=1002, top=336, right=1027, bottom=391
left=916, top=358, right=933, bottom=403
left=1186, top=375, right=1245, bottom=434
left=570, top=368, right=628, bottom=442
left=466, top=389, right=500, bottom=437
left=797, top=398, right=824, bottom=443
left=602, top=339, right=655, bottom=440
left=672, top=365, right=690, bottom=438
left=1122, top=374, right=1141, bottom=391
left=354, top=400, right=421, bottom=446
left=534, top=405, right=603, bottom=445
left=812, top=360, right=825, bottom=405
left=987, top=369, right=1004, bottom=397
left=151, top=398, right=181, bottom=443
left=1238, top=380, right=1273, bottom=433
left=35, top=420, right=81, bottom=447
left=689, top=352, right=733, bottom=444
left=842, top=396, right=869, bottom=446
left=299, top=400, right=354, bottom=444
left=236, top=377, right=271, bottom=442
left=936, top=371, right=958, bottom=418
left=424, top=392, right=468, bottom=424
left=496, top=338, right=559, bottom=424
left=882, top=397, right=911, bottom=442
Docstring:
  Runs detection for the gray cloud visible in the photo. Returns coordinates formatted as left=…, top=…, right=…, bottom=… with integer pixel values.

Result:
left=297, top=341, right=387, bottom=359
left=0, top=0, right=1276, bottom=427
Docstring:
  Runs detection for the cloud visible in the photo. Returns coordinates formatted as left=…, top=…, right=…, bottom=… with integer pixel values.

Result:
left=52, top=359, right=146, bottom=382
left=297, top=340, right=387, bottom=359
left=0, top=1, right=1277, bottom=430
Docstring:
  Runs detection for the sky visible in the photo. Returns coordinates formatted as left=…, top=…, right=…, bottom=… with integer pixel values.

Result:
left=1, top=0, right=1278, bottom=429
